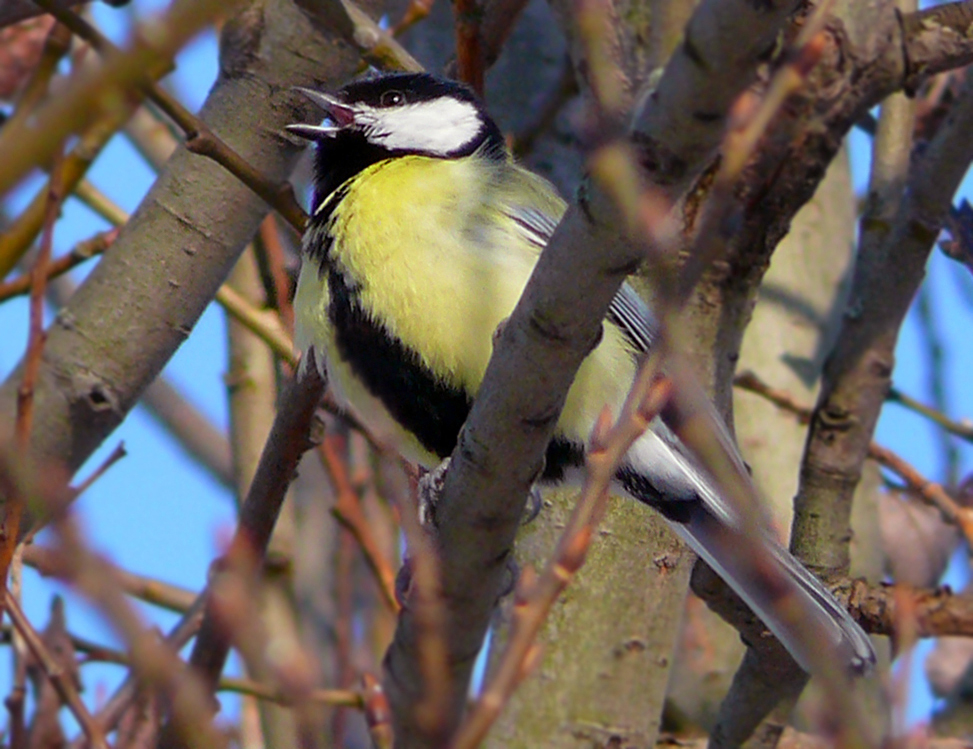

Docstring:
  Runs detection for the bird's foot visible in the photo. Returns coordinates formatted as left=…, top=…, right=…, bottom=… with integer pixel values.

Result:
left=417, top=457, right=450, bottom=528
left=523, top=485, right=543, bottom=525
left=395, top=558, right=412, bottom=609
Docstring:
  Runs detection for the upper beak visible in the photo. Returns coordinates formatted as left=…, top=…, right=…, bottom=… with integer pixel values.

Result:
left=293, top=86, right=356, bottom=127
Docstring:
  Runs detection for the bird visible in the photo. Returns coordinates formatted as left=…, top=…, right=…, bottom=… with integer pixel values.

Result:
left=285, top=71, right=876, bottom=675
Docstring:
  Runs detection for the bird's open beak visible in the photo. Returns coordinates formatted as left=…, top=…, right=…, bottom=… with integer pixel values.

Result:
left=286, top=87, right=357, bottom=141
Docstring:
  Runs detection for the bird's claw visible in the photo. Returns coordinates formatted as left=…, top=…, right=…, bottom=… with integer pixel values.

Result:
left=417, top=457, right=451, bottom=529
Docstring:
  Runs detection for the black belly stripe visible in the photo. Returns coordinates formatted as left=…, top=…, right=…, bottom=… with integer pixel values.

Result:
left=326, top=262, right=470, bottom=459
left=324, top=259, right=586, bottom=476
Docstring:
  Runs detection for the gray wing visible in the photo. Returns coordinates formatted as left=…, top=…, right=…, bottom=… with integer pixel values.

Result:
left=607, top=282, right=658, bottom=354
left=506, top=205, right=659, bottom=355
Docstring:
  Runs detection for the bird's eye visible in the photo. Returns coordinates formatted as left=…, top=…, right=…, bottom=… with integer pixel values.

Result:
left=380, top=90, right=406, bottom=107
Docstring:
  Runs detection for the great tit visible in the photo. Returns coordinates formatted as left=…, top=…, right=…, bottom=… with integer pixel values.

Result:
left=286, top=72, right=875, bottom=674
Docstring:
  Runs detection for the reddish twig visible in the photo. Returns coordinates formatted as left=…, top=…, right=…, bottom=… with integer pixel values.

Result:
left=256, top=214, right=295, bottom=334
left=4, top=148, right=66, bottom=595
left=169, top=361, right=326, bottom=746
left=5, top=548, right=28, bottom=749
left=453, top=0, right=484, bottom=95
left=69, top=442, right=128, bottom=499
left=318, top=435, right=399, bottom=613
left=4, top=589, right=108, bottom=749
left=0, top=229, right=115, bottom=303
left=75, top=592, right=206, bottom=748
left=735, top=370, right=973, bottom=546
left=23, top=543, right=196, bottom=614
left=34, top=0, right=308, bottom=233
left=392, top=0, right=436, bottom=35
left=363, top=673, right=393, bottom=749
left=0, top=444, right=225, bottom=749
left=15, top=148, right=64, bottom=448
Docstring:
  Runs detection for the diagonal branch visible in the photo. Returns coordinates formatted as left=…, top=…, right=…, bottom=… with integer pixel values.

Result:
left=381, top=0, right=808, bottom=742
left=0, top=0, right=366, bottom=534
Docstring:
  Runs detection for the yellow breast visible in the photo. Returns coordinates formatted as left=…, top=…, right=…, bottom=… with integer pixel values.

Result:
left=294, top=154, right=640, bottom=464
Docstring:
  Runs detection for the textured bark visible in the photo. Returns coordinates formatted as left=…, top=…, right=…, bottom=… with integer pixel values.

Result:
left=486, top=497, right=691, bottom=749
left=667, top=147, right=858, bottom=733
left=0, top=0, right=364, bottom=529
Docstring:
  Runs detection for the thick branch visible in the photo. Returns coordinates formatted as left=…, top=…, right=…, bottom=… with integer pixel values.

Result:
left=0, top=0, right=364, bottom=530
left=795, top=54, right=973, bottom=580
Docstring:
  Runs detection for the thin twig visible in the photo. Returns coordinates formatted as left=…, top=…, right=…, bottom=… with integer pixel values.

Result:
left=318, top=437, right=399, bottom=613
left=675, top=15, right=832, bottom=303
left=34, top=0, right=308, bottom=233
left=219, top=677, right=364, bottom=709
left=50, top=513, right=225, bottom=749
left=396, top=467, right=451, bottom=743
left=74, top=593, right=206, bottom=747
left=735, top=371, right=973, bottom=546
left=4, top=589, right=109, bottom=749
left=0, top=230, right=115, bottom=304
left=7, top=20, right=72, bottom=120
left=256, top=214, right=295, bottom=334
left=23, top=544, right=196, bottom=613
left=362, top=673, right=393, bottom=749
left=5, top=547, right=28, bottom=749
left=511, top=58, right=578, bottom=158
left=216, top=284, right=297, bottom=365
left=174, top=363, right=326, bottom=739
left=453, top=0, right=484, bottom=94
left=15, top=148, right=64, bottom=449
left=887, top=386, right=973, bottom=443
left=69, top=442, right=128, bottom=499
left=5, top=149, right=66, bottom=594
left=391, top=0, right=436, bottom=35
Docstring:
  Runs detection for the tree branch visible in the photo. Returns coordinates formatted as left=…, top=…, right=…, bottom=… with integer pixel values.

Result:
left=0, top=0, right=365, bottom=534
left=382, top=0, right=807, bottom=742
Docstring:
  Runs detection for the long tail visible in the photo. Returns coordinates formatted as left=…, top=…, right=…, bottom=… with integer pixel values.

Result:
left=616, top=428, right=875, bottom=675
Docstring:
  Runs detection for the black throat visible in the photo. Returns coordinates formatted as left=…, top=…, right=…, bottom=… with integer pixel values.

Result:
left=310, top=130, right=395, bottom=218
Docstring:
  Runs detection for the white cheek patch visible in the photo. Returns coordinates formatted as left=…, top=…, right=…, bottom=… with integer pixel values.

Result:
left=360, top=98, right=483, bottom=155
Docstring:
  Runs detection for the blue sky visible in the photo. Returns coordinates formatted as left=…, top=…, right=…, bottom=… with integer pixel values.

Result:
left=1, top=0, right=971, bottom=738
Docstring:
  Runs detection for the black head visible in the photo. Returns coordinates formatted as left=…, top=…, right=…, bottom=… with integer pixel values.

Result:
left=287, top=73, right=505, bottom=161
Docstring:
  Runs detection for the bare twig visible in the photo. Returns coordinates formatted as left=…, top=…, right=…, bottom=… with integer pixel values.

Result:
left=0, top=230, right=115, bottom=304
left=14, top=147, right=63, bottom=450
left=4, top=590, right=109, bottom=749
left=216, top=285, right=297, bottom=366
left=22, top=544, right=196, bottom=613
left=887, top=386, right=973, bottom=443
left=453, top=0, right=484, bottom=94
left=318, top=436, right=399, bottom=613
left=676, top=18, right=832, bottom=304
left=256, top=215, right=295, bottom=334
left=362, top=673, right=393, bottom=749
left=735, top=371, right=973, bottom=547
left=392, top=0, right=436, bottom=35
left=220, top=677, right=363, bottom=709
left=4, top=149, right=66, bottom=594
left=301, top=0, right=424, bottom=73
left=33, top=0, right=308, bottom=234
left=177, top=362, right=326, bottom=719
left=5, top=20, right=71, bottom=132
left=0, top=0, right=237, bottom=200
left=5, top=547, right=28, bottom=749
left=77, top=593, right=206, bottom=745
